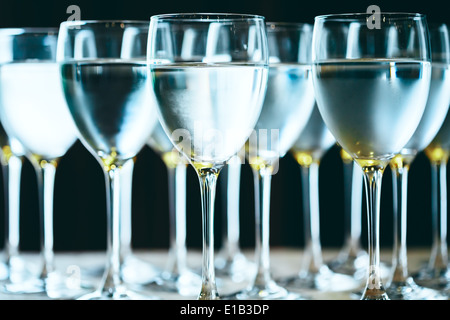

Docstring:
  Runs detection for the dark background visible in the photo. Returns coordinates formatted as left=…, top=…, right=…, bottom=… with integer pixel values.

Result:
left=0, top=0, right=447, bottom=254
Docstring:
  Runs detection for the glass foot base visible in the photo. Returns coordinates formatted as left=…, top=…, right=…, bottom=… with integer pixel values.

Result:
left=1, top=277, right=45, bottom=295
left=0, top=256, right=39, bottom=283
left=0, top=262, right=9, bottom=280
left=215, top=253, right=256, bottom=283
left=45, top=271, right=96, bottom=299
left=77, top=285, right=161, bottom=300
left=328, top=256, right=391, bottom=284
left=279, top=266, right=361, bottom=292
left=327, top=251, right=368, bottom=281
left=120, top=255, right=162, bottom=285
left=141, top=270, right=202, bottom=297
left=413, top=267, right=450, bottom=291
left=1, top=271, right=95, bottom=299
left=223, top=280, right=306, bottom=300
left=386, top=278, right=447, bottom=300
left=361, top=287, right=389, bottom=300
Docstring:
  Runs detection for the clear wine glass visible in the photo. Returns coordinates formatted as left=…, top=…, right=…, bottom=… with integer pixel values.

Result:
left=57, top=20, right=158, bottom=300
left=226, top=22, right=317, bottom=300
left=385, top=23, right=450, bottom=300
left=145, top=120, right=201, bottom=296
left=327, top=148, right=368, bottom=282
left=413, top=24, right=450, bottom=296
left=280, top=105, right=361, bottom=295
left=0, top=28, right=91, bottom=298
left=148, top=13, right=269, bottom=300
left=312, top=13, right=432, bottom=300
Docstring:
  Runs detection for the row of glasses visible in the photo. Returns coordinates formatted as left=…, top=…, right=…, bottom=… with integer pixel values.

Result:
left=0, top=28, right=91, bottom=298
left=413, top=25, right=450, bottom=296
left=385, top=23, right=450, bottom=300
left=0, top=14, right=269, bottom=301
left=226, top=22, right=317, bottom=300
left=417, top=70, right=450, bottom=292
left=146, top=121, right=201, bottom=296
left=0, top=11, right=446, bottom=301
left=280, top=105, right=360, bottom=293
left=213, top=13, right=450, bottom=301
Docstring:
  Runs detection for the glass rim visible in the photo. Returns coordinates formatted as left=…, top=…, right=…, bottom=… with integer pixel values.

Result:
left=150, top=13, right=266, bottom=22
left=266, top=21, right=312, bottom=30
left=314, top=12, right=427, bottom=22
left=60, top=20, right=150, bottom=28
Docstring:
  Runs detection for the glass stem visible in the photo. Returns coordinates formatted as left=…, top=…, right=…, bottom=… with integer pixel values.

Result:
left=222, top=157, right=242, bottom=260
left=101, top=162, right=127, bottom=295
left=429, top=160, right=448, bottom=272
left=341, top=160, right=364, bottom=257
left=166, top=162, right=188, bottom=275
left=119, top=159, right=135, bottom=262
left=35, top=160, right=58, bottom=279
left=2, top=154, right=23, bottom=272
left=299, top=161, right=323, bottom=275
left=197, top=166, right=222, bottom=300
left=361, top=163, right=388, bottom=300
left=349, top=161, right=364, bottom=254
left=251, top=166, right=274, bottom=289
left=389, top=158, right=411, bottom=285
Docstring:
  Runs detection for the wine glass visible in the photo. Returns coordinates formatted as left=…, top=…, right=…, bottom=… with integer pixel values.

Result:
left=145, top=120, right=201, bottom=296
left=327, top=148, right=368, bottom=282
left=148, top=13, right=268, bottom=300
left=226, top=22, right=316, bottom=300
left=280, top=104, right=361, bottom=294
left=385, top=23, right=450, bottom=300
left=413, top=25, right=450, bottom=296
left=0, top=28, right=91, bottom=298
left=312, top=13, right=431, bottom=300
left=57, top=20, right=158, bottom=300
